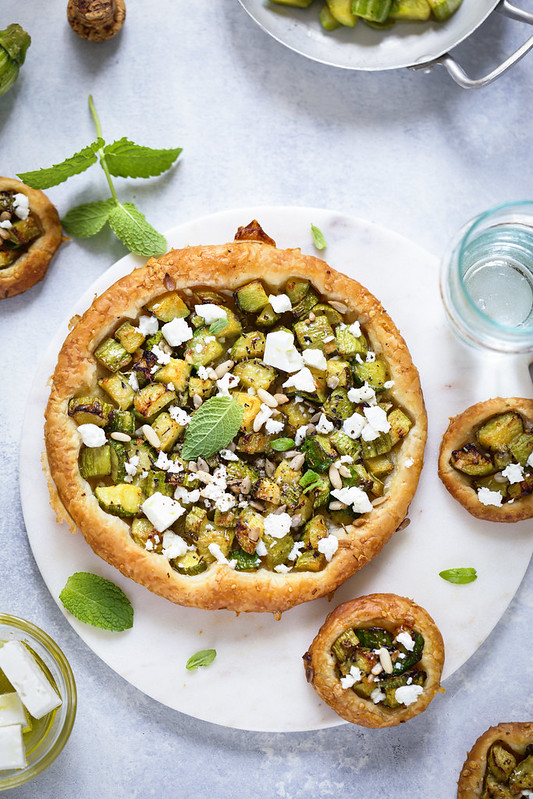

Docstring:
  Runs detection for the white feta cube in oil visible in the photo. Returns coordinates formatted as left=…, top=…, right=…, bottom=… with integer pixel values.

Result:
left=0, top=693, right=27, bottom=729
left=0, top=724, right=26, bottom=771
left=0, top=641, right=62, bottom=720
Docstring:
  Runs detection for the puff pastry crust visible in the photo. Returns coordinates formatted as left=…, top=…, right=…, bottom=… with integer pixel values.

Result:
left=438, top=397, right=533, bottom=522
left=0, top=177, right=63, bottom=299
left=303, top=593, right=444, bottom=727
left=44, top=226, right=427, bottom=613
left=457, top=721, right=533, bottom=798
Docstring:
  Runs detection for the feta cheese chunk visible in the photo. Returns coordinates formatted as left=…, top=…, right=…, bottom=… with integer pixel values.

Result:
left=0, top=693, right=27, bottom=728
left=501, top=463, right=525, bottom=484
left=317, top=534, right=338, bottom=562
left=268, top=293, right=292, bottom=314
left=77, top=423, right=106, bottom=448
left=263, top=331, right=304, bottom=373
left=161, top=317, right=193, bottom=347
left=0, top=641, right=62, bottom=719
left=340, top=665, right=362, bottom=690
left=302, top=348, right=327, bottom=371
left=394, top=684, right=424, bottom=706
left=477, top=486, right=503, bottom=507
left=316, top=413, right=334, bottom=434
left=342, top=412, right=366, bottom=440
left=263, top=512, right=292, bottom=539
left=194, top=304, right=227, bottom=324
left=395, top=632, right=415, bottom=651
left=13, top=192, right=30, bottom=220
left=141, top=492, right=186, bottom=532
left=0, top=724, right=26, bottom=771
left=137, top=315, right=159, bottom=336
left=283, top=367, right=316, bottom=393
left=331, top=485, right=373, bottom=514
left=161, top=531, right=188, bottom=560
left=347, top=384, right=376, bottom=404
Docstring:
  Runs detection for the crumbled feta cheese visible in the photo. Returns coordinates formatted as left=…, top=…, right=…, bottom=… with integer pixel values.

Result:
left=355, top=353, right=364, bottom=364
left=477, top=486, right=503, bottom=507
left=124, top=454, right=140, bottom=481
left=128, top=371, right=139, bottom=391
left=302, top=348, right=327, bottom=371
left=263, top=512, right=292, bottom=539
left=347, top=383, right=376, bottom=404
left=371, top=687, right=386, bottom=704
left=340, top=665, right=362, bottom=690
left=331, top=485, right=373, bottom=514
left=200, top=466, right=228, bottom=503
left=295, top=425, right=310, bottom=446
left=394, top=684, right=424, bottom=706
left=208, top=542, right=235, bottom=568
left=0, top=219, right=12, bottom=229
left=145, top=539, right=154, bottom=551
left=173, top=486, right=200, bottom=504
left=197, top=365, right=209, bottom=380
left=219, top=448, right=239, bottom=461
left=194, top=304, right=227, bottom=324
left=335, top=455, right=353, bottom=467
left=317, top=534, right=338, bottom=561
left=0, top=725, right=26, bottom=770
left=154, top=451, right=173, bottom=471
left=348, top=321, right=361, bottom=337
left=364, top=405, right=391, bottom=433
left=283, top=367, right=316, bottom=393
left=138, top=315, right=159, bottom=336
left=384, top=380, right=395, bottom=389
left=365, top=351, right=376, bottom=363
left=263, top=331, right=304, bottom=373
left=216, top=372, right=240, bottom=396
left=255, top=539, right=268, bottom=557
left=141, top=492, right=186, bottom=532
left=395, top=632, right=415, bottom=651
left=288, top=540, right=305, bottom=561
left=268, top=293, right=292, bottom=314
left=0, top=641, right=61, bottom=719
left=77, top=423, right=106, bottom=448
left=274, top=564, right=292, bottom=574
left=215, top=493, right=236, bottom=512
left=253, top=403, right=274, bottom=431
left=316, top=413, right=334, bottom=434
left=265, top=417, right=284, bottom=435
left=501, top=463, right=525, bottom=484
left=527, top=451, right=533, bottom=468
left=161, top=530, right=188, bottom=560
left=152, top=344, right=171, bottom=365
left=342, top=412, right=365, bottom=440
left=168, top=406, right=191, bottom=426
left=13, top=192, right=29, bottom=220
left=161, top=317, right=193, bottom=347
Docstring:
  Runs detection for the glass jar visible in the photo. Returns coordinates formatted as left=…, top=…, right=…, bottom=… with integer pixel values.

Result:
left=0, top=615, right=76, bottom=791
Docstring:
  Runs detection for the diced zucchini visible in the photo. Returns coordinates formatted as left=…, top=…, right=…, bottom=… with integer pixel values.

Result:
left=184, top=329, right=224, bottom=367
left=352, top=0, right=392, bottom=22
left=285, top=278, right=309, bottom=304
left=508, top=472, right=533, bottom=500
left=509, top=432, right=533, bottom=466
left=327, top=0, right=358, bottom=25
left=236, top=431, right=272, bottom=454
left=302, top=434, right=338, bottom=473
left=274, top=460, right=303, bottom=509
left=232, top=360, right=276, bottom=391
left=131, top=518, right=159, bottom=549
left=79, top=444, right=111, bottom=479
left=153, top=358, right=191, bottom=392
left=230, top=331, right=266, bottom=362
left=235, top=506, right=265, bottom=554
left=114, top=321, right=146, bottom=354
left=98, top=373, right=135, bottom=410
left=326, top=359, right=352, bottom=387
left=95, top=484, right=143, bottom=517
left=225, top=460, right=260, bottom=487
left=185, top=506, right=208, bottom=537
left=361, top=432, right=392, bottom=459
left=68, top=396, right=112, bottom=427
left=389, top=0, right=431, bottom=20
left=109, top=439, right=128, bottom=482
left=293, top=550, right=326, bottom=572
left=261, top=533, right=294, bottom=570
left=282, top=399, right=313, bottom=431
left=252, top=477, right=282, bottom=505
left=309, top=474, right=331, bottom=509
left=234, top=392, right=262, bottom=432
left=196, top=523, right=234, bottom=564
left=486, top=744, right=517, bottom=782
left=335, top=326, right=368, bottom=359
left=235, top=280, right=269, bottom=313
left=450, top=444, right=495, bottom=476
left=475, top=412, right=524, bottom=452
left=427, top=0, right=462, bottom=21
left=473, top=475, right=508, bottom=499
left=256, top=303, right=281, bottom=327
left=353, top=357, right=389, bottom=390
left=319, top=4, right=342, bottom=28
left=173, top=549, right=207, bottom=575
left=145, top=291, right=189, bottom=321
left=144, top=470, right=174, bottom=498
left=302, top=514, right=328, bottom=549
left=343, top=462, right=373, bottom=492
left=331, top=429, right=361, bottom=459
left=188, top=376, right=216, bottom=400
left=150, top=411, right=183, bottom=451
left=232, top=548, right=261, bottom=572
left=94, top=337, right=132, bottom=372
left=213, top=308, right=242, bottom=339
left=323, top=387, right=354, bottom=422
left=107, top=409, right=136, bottom=436
left=133, top=383, right=176, bottom=420
left=364, top=454, right=394, bottom=477
left=126, top=440, right=156, bottom=473
left=213, top=508, right=237, bottom=528
left=387, top=408, right=412, bottom=446
left=294, top=315, right=336, bottom=353
left=143, top=329, right=164, bottom=352
left=292, top=289, right=319, bottom=319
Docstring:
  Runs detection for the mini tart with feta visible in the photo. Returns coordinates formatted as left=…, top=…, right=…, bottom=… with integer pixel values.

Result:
left=457, top=722, right=533, bottom=798
left=438, top=398, right=533, bottom=523
left=303, top=593, right=444, bottom=728
left=44, top=221, right=426, bottom=613
left=0, top=177, right=63, bottom=299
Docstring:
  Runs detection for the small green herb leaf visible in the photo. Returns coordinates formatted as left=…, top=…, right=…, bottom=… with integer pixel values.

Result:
left=59, top=572, right=133, bottom=631
left=186, top=649, right=217, bottom=672
left=17, top=139, right=104, bottom=189
left=439, top=567, right=478, bottom=585
left=209, top=318, right=229, bottom=336
left=182, top=396, right=244, bottom=460
left=299, top=469, right=322, bottom=493
left=107, top=201, right=167, bottom=257
left=271, top=437, right=295, bottom=452
left=61, top=198, right=115, bottom=238
left=103, top=137, right=182, bottom=179
left=311, top=224, right=327, bottom=250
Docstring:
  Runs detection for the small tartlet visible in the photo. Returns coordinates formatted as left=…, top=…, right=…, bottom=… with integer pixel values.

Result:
left=303, top=593, right=445, bottom=727
left=0, top=177, right=63, bottom=299
left=438, top=397, right=533, bottom=523
left=457, top=721, right=533, bottom=798
left=44, top=222, right=427, bottom=614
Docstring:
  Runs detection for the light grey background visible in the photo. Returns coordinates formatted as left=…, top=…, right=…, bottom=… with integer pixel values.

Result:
left=1, top=1, right=532, bottom=796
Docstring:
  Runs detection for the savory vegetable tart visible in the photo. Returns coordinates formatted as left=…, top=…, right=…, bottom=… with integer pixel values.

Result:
left=44, top=221, right=427, bottom=613
left=0, top=177, right=63, bottom=299
left=457, top=722, right=533, bottom=798
left=303, top=593, right=444, bottom=727
left=438, top=398, right=533, bottom=523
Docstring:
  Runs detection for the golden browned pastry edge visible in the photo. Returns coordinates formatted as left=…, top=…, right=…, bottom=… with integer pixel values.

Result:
left=0, top=177, right=63, bottom=299
left=44, top=234, right=427, bottom=613
left=303, top=593, right=445, bottom=728
left=438, top=397, right=533, bottom=523
left=457, top=721, right=533, bottom=798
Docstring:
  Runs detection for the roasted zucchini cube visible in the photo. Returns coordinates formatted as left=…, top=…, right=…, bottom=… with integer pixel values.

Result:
left=79, top=444, right=111, bottom=479
left=232, top=548, right=261, bottom=572
left=144, top=470, right=174, bottom=498
left=364, top=454, right=394, bottom=477
left=256, top=303, right=281, bottom=327
left=95, top=484, right=143, bottom=517
left=389, top=0, right=431, bottom=20
left=234, top=280, right=269, bottom=313
left=153, top=358, right=191, bottom=392
left=232, top=359, right=276, bottom=390
left=196, top=523, right=234, bottom=564
left=476, top=412, right=524, bottom=452
left=509, top=431, right=533, bottom=465
left=302, top=434, right=338, bottom=473
left=68, top=396, right=112, bottom=427
left=133, top=383, right=176, bottom=420
left=234, top=392, right=262, bottom=432
left=184, top=329, right=224, bottom=367
left=332, top=628, right=361, bottom=662
left=285, top=278, right=309, bottom=304
left=107, top=409, right=136, bottom=436
left=214, top=308, right=242, bottom=339
left=230, top=331, right=266, bottom=362
left=335, top=326, right=368, bottom=359
left=131, top=518, right=160, bottom=550
left=294, top=315, right=336, bottom=353
left=172, top=550, right=207, bottom=576
left=331, top=429, right=361, bottom=459
left=291, top=289, right=319, bottom=319
left=188, top=376, right=216, bottom=400
left=261, top=533, right=294, bottom=570
left=94, top=337, right=132, bottom=372
left=225, top=460, right=260, bottom=488
left=326, top=358, right=352, bottom=387
left=361, top=432, right=392, bottom=459
left=114, top=321, right=146, bottom=354
left=98, top=373, right=135, bottom=410
left=145, top=291, right=189, bottom=321
left=323, top=387, right=355, bottom=422
left=302, top=514, right=328, bottom=549
left=185, top=506, right=208, bottom=537
left=353, top=357, right=389, bottom=390
left=450, top=444, right=495, bottom=476
left=387, top=408, right=413, bottom=446
left=236, top=431, right=273, bottom=454
left=251, top=477, right=282, bottom=505
left=292, top=550, right=325, bottom=572
left=235, top=506, right=265, bottom=554
left=150, top=411, right=183, bottom=452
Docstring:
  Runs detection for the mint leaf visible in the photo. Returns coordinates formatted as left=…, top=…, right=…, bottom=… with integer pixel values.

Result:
left=185, top=649, right=216, bottom=672
left=182, top=396, right=244, bottom=460
left=107, top=202, right=167, bottom=257
left=103, top=137, right=182, bottom=179
left=62, top=199, right=115, bottom=238
left=59, top=572, right=133, bottom=631
left=439, top=567, right=478, bottom=585
left=17, top=138, right=104, bottom=189
left=311, top=224, right=327, bottom=250
left=271, top=437, right=295, bottom=452
left=299, top=469, right=322, bottom=493
left=209, top=318, right=229, bottom=336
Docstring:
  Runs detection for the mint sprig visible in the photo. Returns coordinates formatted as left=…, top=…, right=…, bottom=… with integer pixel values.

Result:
left=17, top=95, right=182, bottom=257
left=186, top=649, right=217, bottom=672
left=439, top=567, right=478, bottom=585
left=181, top=396, right=244, bottom=460
left=59, top=572, right=133, bottom=631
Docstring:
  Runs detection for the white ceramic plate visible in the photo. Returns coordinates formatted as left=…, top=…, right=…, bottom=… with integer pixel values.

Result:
left=237, top=0, right=498, bottom=71
left=20, top=206, right=533, bottom=732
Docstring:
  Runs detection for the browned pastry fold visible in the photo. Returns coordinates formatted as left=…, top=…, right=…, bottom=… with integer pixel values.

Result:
left=457, top=721, right=533, bottom=798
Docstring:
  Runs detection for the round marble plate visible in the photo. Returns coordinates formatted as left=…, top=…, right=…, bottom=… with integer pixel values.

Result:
left=20, top=206, right=533, bottom=732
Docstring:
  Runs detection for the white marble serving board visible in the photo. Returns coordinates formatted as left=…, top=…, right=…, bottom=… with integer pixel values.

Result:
left=20, top=206, right=533, bottom=732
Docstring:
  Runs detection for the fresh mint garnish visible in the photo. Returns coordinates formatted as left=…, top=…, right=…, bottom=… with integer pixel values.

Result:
left=311, top=224, right=327, bottom=250
left=59, top=572, right=133, bottom=631
left=17, top=95, right=181, bottom=257
left=181, top=396, right=244, bottom=460
left=208, top=318, right=229, bottom=336
left=299, top=469, right=322, bottom=493
left=271, top=437, right=295, bottom=452
left=185, top=649, right=217, bottom=672
left=439, top=567, right=477, bottom=585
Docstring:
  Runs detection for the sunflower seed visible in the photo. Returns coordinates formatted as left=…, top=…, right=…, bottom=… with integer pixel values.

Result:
left=110, top=432, right=131, bottom=442
left=328, top=464, right=342, bottom=490
left=257, top=388, right=278, bottom=407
